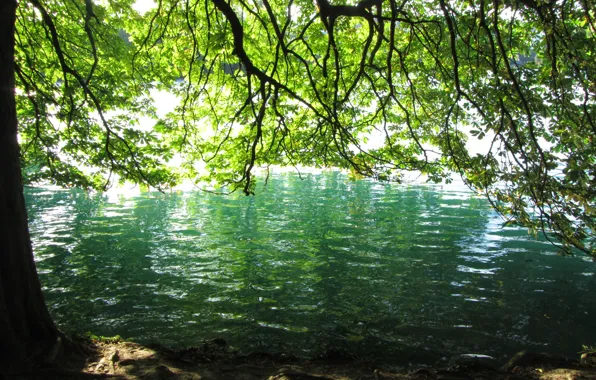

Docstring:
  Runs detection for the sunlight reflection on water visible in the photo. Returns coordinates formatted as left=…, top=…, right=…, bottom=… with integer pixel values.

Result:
left=26, top=172, right=596, bottom=365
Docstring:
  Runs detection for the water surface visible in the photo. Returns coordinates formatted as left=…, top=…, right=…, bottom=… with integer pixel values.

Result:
left=26, top=173, right=596, bottom=365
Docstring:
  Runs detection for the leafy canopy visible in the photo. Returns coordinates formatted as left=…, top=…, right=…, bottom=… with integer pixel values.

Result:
left=14, top=0, right=595, bottom=256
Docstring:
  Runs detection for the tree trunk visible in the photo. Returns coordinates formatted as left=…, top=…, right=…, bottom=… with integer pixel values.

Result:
left=0, top=0, right=60, bottom=371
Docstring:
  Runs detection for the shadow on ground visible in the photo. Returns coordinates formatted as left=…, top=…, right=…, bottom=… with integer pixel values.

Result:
left=4, top=337, right=596, bottom=380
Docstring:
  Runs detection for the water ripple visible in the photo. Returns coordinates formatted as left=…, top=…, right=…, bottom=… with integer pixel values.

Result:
left=26, top=173, right=596, bottom=365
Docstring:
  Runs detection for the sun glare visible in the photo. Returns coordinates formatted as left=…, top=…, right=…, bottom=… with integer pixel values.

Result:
left=132, top=0, right=156, bottom=15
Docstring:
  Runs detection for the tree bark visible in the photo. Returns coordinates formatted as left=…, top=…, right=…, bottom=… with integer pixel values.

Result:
left=0, top=0, right=60, bottom=371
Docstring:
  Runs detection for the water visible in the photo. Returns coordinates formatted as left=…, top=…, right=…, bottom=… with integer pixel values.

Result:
left=26, top=172, right=596, bottom=365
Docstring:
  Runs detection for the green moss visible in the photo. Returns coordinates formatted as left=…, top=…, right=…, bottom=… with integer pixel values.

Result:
left=79, top=332, right=124, bottom=344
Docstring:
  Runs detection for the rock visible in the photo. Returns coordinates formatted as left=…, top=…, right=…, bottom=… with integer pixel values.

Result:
left=473, top=374, right=494, bottom=380
left=94, top=358, right=107, bottom=372
left=501, top=351, right=573, bottom=372
left=581, top=353, right=596, bottom=366
left=436, top=369, right=471, bottom=380
left=410, top=368, right=435, bottom=377
left=450, top=354, right=498, bottom=371
left=539, top=368, right=596, bottom=380
left=268, top=371, right=333, bottom=380
left=141, top=364, right=176, bottom=379
left=210, top=338, right=227, bottom=347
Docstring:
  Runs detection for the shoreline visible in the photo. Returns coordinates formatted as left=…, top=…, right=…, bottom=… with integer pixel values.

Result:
left=6, top=335, right=596, bottom=379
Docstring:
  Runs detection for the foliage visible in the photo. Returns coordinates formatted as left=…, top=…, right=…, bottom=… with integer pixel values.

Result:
left=77, top=332, right=124, bottom=344
left=13, top=0, right=595, bottom=256
left=581, top=345, right=596, bottom=355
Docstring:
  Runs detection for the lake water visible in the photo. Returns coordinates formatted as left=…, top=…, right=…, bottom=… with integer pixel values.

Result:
left=26, top=172, right=596, bottom=365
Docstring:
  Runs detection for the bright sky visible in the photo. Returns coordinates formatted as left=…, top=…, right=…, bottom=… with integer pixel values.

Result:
left=109, top=0, right=533, bottom=194
left=132, top=0, right=156, bottom=14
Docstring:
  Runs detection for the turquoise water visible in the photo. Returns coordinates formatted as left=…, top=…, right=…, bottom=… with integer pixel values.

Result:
left=26, top=173, right=595, bottom=365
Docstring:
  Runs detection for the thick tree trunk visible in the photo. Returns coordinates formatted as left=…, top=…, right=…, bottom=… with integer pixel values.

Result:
left=0, top=0, right=60, bottom=371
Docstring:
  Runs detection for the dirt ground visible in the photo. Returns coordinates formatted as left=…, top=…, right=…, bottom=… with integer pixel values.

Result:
left=5, top=337, right=596, bottom=380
